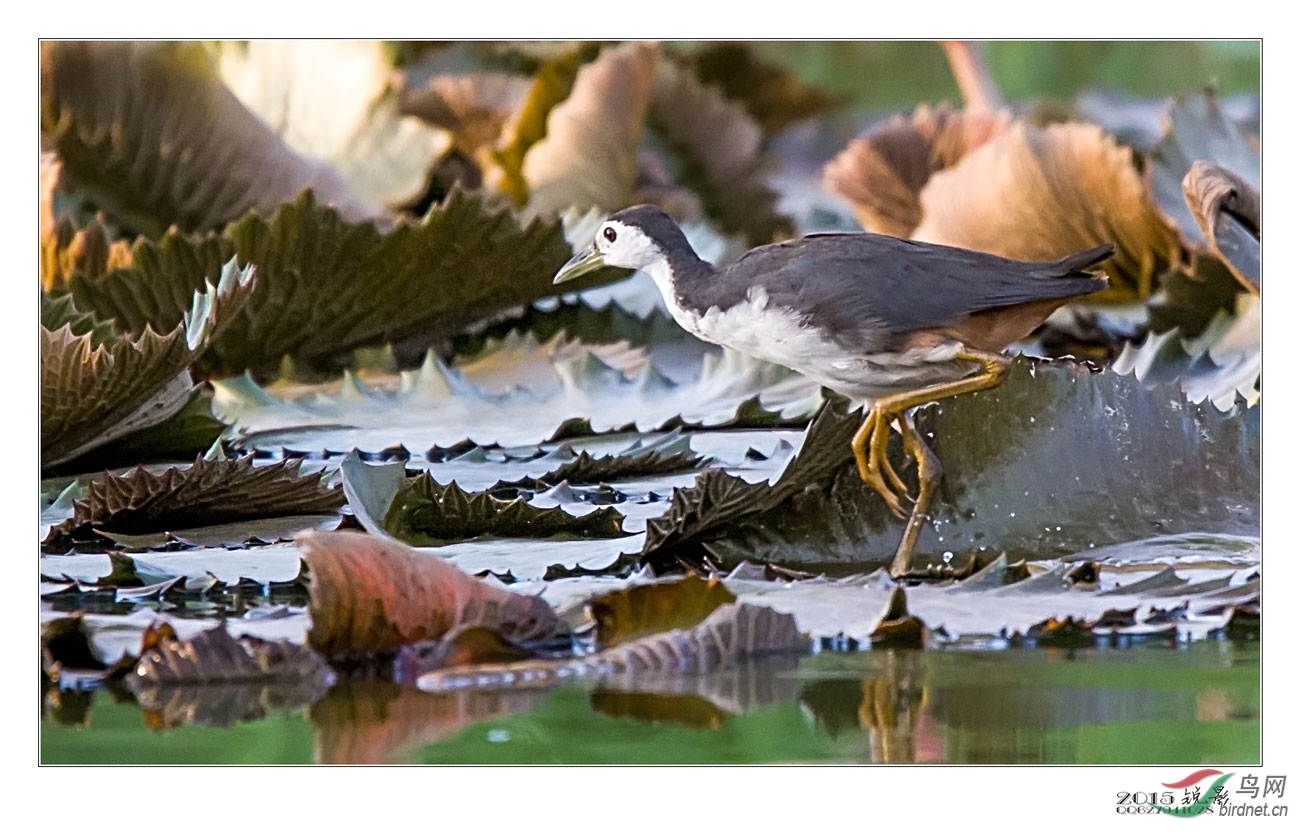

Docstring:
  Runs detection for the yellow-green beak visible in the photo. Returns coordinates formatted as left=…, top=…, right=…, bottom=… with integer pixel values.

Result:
left=553, top=246, right=605, bottom=284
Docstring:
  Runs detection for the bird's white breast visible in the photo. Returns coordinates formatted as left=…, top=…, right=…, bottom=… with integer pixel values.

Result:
left=644, top=260, right=969, bottom=400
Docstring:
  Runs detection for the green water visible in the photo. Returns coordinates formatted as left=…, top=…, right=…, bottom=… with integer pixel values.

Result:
left=42, top=641, right=1259, bottom=765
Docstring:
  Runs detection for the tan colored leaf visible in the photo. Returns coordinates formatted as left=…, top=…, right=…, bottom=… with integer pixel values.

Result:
left=868, top=587, right=927, bottom=649
left=215, top=40, right=452, bottom=209
left=522, top=42, right=659, bottom=216
left=649, top=60, right=791, bottom=244
left=298, top=529, right=565, bottom=659
left=41, top=41, right=379, bottom=238
left=131, top=624, right=333, bottom=686
left=912, top=121, right=1180, bottom=302
left=588, top=574, right=737, bottom=649
left=823, top=103, right=1011, bottom=238
left=488, top=49, right=587, bottom=205
left=1182, top=161, right=1260, bottom=291
left=41, top=214, right=133, bottom=292
left=399, top=72, right=530, bottom=159
left=45, top=455, right=343, bottom=548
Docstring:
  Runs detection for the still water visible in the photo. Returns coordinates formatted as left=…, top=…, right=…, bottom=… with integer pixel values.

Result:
left=42, top=641, right=1258, bottom=764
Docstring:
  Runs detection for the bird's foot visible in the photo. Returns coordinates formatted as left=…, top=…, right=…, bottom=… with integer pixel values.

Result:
left=851, top=409, right=913, bottom=519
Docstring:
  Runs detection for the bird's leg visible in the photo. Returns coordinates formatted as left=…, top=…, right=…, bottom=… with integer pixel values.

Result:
left=852, top=408, right=908, bottom=518
left=889, top=411, right=944, bottom=579
left=850, top=349, right=1011, bottom=574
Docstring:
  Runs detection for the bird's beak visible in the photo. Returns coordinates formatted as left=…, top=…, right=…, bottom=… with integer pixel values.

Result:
left=553, top=246, right=605, bottom=285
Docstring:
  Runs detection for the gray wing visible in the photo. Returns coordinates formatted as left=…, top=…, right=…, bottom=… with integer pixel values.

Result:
left=713, top=233, right=1110, bottom=349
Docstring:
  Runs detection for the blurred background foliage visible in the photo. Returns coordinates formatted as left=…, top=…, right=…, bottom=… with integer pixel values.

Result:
left=730, top=41, right=1260, bottom=111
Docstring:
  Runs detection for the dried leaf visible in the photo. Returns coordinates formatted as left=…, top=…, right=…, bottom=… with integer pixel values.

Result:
left=1148, top=88, right=1260, bottom=250
left=588, top=574, right=736, bottom=649
left=649, top=60, right=791, bottom=244
left=46, top=455, right=342, bottom=549
left=868, top=587, right=927, bottom=649
left=382, top=473, right=625, bottom=546
left=399, top=71, right=530, bottom=159
left=823, top=103, right=1011, bottom=238
left=69, top=189, right=623, bottom=375
left=40, top=41, right=379, bottom=237
left=130, top=623, right=334, bottom=686
left=488, top=49, right=587, bottom=205
left=298, top=529, right=565, bottom=659
left=522, top=42, right=659, bottom=216
left=1182, top=161, right=1260, bottom=290
left=215, top=40, right=452, bottom=209
left=911, top=121, right=1180, bottom=302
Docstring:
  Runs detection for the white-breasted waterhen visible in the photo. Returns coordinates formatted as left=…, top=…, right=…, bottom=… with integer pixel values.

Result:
left=554, top=205, right=1113, bottom=577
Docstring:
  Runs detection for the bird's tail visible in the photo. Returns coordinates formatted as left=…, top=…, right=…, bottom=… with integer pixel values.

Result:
left=1054, top=243, right=1116, bottom=275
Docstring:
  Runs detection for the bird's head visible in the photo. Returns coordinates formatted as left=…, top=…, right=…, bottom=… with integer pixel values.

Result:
left=553, top=205, right=688, bottom=284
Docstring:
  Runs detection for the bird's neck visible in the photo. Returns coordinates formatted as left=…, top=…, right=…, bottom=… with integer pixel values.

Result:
left=645, top=250, right=715, bottom=318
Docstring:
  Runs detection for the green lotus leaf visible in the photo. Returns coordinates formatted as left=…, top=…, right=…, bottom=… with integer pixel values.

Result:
left=42, top=260, right=255, bottom=470
left=381, top=473, right=625, bottom=546
left=40, top=41, right=380, bottom=238
left=68, top=188, right=624, bottom=376
left=44, top=454, right=343, bottom=550
left=664, top=358, right=1257, bottom=572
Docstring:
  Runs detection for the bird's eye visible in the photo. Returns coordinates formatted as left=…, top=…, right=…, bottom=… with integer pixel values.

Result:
left=603, top=227, right=617, bottom=243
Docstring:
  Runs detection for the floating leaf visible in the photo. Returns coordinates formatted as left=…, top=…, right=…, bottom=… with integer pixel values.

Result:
left=698, top=358, right=1258, bottom=570
left=822, top=103, right=1011, bottom=238
left=587, top=574, right=736, bottom=649
left=869, top=587, right=927, bottom=649
left=649, top=59, right=790, bottom=245
left=215, top=40, right=452, bottom=209
left=46, top=455, right=342, bottom=549
left=298, top=530, right=565, bottom=659
left=40, top=41, right=379, bottom=238
left=54, top=388, right=228, bottom=476
left=533, top=433, right=703, bottom=486
left=382, top=473, right=625, bottom=546
left=69, top=189, right=623, bottom=376
left=521, top=41, right=659, bottom=217
left=131, top=623, right=333, bottom=686
left=911, top=121, right=1179, bottom=302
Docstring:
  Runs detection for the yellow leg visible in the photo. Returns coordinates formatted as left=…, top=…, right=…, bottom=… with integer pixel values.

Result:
left=849, top=349, right=1011, bottom=572
left=889, top=412, right=944, bottom=578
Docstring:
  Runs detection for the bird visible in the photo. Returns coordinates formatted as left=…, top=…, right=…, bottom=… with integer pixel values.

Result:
left=554, top=205, right=1113, bottom=577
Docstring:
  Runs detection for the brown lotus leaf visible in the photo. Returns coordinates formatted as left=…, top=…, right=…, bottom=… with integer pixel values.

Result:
left=522, top=41, right=659, bottom=216
left=1182, top=161, right=1260, bottom=292
left=298, top=529, right=565, bottom=659
left=308, top=681, right=544, bottom=764
left=687, top=43, right=836, bottom=135
left=487, top=50, right=587, bottom=205
left=822, top=103, right=1012, bottom=238
left=911, top=121, right=1180, bottom=302
left=596, top=602, right=807, bottom=673
left=132, top=624, right=333, bottom=686
left=41, top=41, right=379, bottom=238
left=588, top=574, right=736, bottom=650
left=399, top=72, right=530, bottom=160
